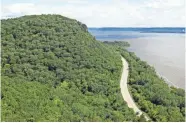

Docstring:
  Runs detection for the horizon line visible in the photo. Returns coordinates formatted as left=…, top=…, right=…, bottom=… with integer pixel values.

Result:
left=88, top=27, right=185, bottom=28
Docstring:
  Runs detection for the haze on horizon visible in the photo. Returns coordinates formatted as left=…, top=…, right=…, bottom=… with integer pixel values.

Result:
left=1, top=0, right=185, bottom=27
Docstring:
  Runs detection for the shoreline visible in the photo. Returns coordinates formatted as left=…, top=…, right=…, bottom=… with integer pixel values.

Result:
left=126, top=49, right=182, bottom=89
left=155, top=71, right=180, bottom=89
left=139, top=59, right=181, bottom=89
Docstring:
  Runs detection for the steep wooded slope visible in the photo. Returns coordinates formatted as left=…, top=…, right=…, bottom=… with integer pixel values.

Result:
left=1, top=15, right=137, bottom=121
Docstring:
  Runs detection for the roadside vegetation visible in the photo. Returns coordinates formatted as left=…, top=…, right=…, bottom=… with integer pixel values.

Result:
left=104, top=41, right=185, bottom=122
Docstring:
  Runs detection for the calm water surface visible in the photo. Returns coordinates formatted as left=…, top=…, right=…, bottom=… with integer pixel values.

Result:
left=126, top=34, right=185, bottom=89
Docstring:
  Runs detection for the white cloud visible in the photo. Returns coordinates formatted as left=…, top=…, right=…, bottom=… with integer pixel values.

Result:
left=1, top=0, right=185, bottom=27
left=145, top=0, right=185, bottom=8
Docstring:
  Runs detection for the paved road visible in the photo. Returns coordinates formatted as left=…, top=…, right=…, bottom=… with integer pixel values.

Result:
left=120, top=56, right=150, bottom=121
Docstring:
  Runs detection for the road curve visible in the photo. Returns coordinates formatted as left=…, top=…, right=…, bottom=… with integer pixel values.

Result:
left=120, top=56, right=150, bottom=121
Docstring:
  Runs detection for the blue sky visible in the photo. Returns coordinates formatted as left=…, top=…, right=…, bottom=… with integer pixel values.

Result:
left=1, top=0, right=185, bottom=27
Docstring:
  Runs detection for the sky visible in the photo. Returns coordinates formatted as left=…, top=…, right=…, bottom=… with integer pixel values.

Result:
left=1, top=0, right=185, bottom=27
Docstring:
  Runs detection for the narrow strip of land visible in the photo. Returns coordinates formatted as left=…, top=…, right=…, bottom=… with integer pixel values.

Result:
left=120, top=56, right=150, bottom=121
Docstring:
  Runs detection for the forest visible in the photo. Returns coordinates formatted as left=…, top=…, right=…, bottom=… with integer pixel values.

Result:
left=104, top=41, right=185, bottom=122
left=1, top=14, right=185, bottom=122
left=1, top=15, right=140, bottom=121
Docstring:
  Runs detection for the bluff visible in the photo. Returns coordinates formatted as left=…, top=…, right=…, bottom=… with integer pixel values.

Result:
left=1, top=15, right=137, bottom=121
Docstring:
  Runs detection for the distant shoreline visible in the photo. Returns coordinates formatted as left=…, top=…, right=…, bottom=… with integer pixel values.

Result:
left=88, top=27, right=185, bottom=34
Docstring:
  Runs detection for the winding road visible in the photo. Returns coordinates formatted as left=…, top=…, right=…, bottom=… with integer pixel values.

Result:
left=120, top=56, right=150, bottom=121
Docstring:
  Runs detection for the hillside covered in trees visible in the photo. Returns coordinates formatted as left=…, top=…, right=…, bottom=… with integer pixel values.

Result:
left=104, top=41, right=185, bottom=122
left=1, top=15, right=140, bottom=121
left=1, top=14, right=185, bottom=122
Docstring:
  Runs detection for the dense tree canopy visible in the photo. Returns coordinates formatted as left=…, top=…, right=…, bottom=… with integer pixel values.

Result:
left=1, top=15, right=138, bottom=121
left=104, top=41, right=185, bottom=122
left=2, top=14, right=184, bottom=122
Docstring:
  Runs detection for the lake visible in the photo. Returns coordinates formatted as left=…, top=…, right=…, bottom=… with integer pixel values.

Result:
left=89, top=28, right=185, bottom=89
